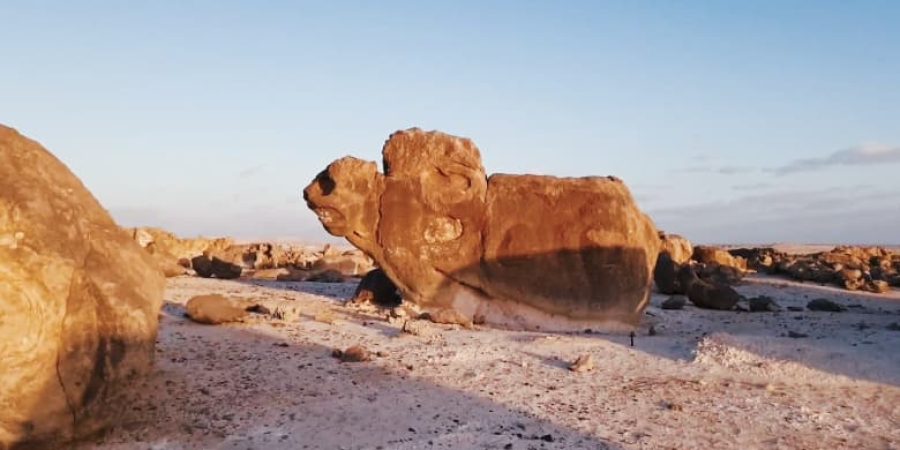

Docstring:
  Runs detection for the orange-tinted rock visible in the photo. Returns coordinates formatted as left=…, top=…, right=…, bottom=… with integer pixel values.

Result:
left=658, top=232, right=693, bottom=264
left=305, top=129, right=659, bottom=330
left=693, top=246, right=747, bottom=271
left=129, top=227, right=233, bottom=261
left=0, top=125, right=165, bottom=447
left=185, top=295, right=249, bottom=324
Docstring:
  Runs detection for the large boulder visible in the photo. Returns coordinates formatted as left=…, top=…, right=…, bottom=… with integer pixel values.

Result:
left=0, top=125, right=165, bottom=447
left=304, top=129, right=660, bottom=330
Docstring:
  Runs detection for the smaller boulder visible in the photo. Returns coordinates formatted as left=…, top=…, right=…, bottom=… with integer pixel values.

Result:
left=569, top=354, right=595, bottom=373
left=748, top=296, right=782, bottom=312
left=698, top=263, right=744, bottom=285
left=807, top=298, right=846, bottom=312
left=191, top=254, right=243, bottom=279
left=661, top=295, right=687, bottom=310
left=307, top=269, right=346, bottom=283
left=185, top=295, right=250, bottom=324
left=333, top=345, right=371, bottom=362
left=866, top=280, right=890, bottom=294
left=678, top=266, right=740, bottom=310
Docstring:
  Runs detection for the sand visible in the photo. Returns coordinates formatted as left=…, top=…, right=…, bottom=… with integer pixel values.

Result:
left=78, top=274, right=900, bottom=450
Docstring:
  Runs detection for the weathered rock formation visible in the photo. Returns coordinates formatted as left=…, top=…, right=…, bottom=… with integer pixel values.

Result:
left=304, top=129, right=660, bottom=330
left=658, top=232, right=693, bottom=265
left=0, top=125, right=165, bottom=447
left=733, top=245, right=899, bottom=293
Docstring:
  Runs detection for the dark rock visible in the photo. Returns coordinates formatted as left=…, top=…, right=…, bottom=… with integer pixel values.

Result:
left=191, top=253, right=242, bottom=279
left=678, top=266, right=741, bottom=310
left=807, top=298, right=846, bottom=312
left=654, top=252, right=684, bottom=295
left=661, top=295, right=687, bottom=310
left=351, top=269, right=402, bottom=307
left=748, top=296, right=782, bottom=312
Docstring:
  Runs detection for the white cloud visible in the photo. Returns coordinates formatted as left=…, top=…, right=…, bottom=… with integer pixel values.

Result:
left=773, top=143, right=900, bottom=175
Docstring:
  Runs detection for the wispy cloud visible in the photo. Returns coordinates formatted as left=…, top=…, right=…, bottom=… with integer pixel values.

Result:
left=238, top=164, right=266, bottom=178
left=731, top=182, right=772, bottom=191
left=648, top=186, right=899, bottom=244
left=772, top=143, right=900, bottom=175
left=675, top=165, right=758, bottom=175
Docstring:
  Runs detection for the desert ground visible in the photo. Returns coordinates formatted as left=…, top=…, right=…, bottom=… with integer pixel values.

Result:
left=78, top=269, right=900, bottom=450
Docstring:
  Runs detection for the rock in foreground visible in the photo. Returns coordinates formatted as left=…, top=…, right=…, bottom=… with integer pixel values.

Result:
left=304, top=128, right=659, bottom=330
left=0, top=125, right=165, bottom=447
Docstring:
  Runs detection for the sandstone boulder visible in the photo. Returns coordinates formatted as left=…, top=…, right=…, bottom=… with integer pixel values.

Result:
left=693, top=246, right=747, bottom=271
left=678, top=265, right=740, bottom=310
left=129, top=227, right=233, bottom=261
left=191, top=253, right=243, bottom=279
left=658, top=232, right=693, bottom=264
left=184, top=295, right=250, bottom=324
left=0, top=125, right=165, bottom=447
left=304, top=129, right=659, bottom=330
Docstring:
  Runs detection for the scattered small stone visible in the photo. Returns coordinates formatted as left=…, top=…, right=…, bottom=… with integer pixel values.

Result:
left=569, top=354, right=594, bottom=373
left=273, top=342, right=289, bottom=347
left=648, top=325, right=657, bottom=336
left=749, top=296, right=782, bottom=312
left=314, top=309, right=337, bottom=325
left=787, top=331, right=808, bottom=338
left=661, top=295, right=687, bottom=310
left=402, top=320, right=436, bottom=338
left=661, top=400, right=682, bottom=411
left=540, top=434, right=554, bottom=443
left=887, top=322, right=900, bottom=331
left=333, top=345, right=371, bottom=362
left=807, top=298, right=847, bottom=312
left=787, top=306, right=804, bottom=312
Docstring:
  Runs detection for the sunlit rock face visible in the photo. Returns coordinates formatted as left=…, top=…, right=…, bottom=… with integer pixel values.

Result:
left=0, top=125, right=165, bottom=448
left=305, top=128, right=659, bottom=331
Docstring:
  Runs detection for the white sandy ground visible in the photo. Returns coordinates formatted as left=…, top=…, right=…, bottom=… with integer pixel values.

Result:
left=76, top=275, right=900, bottom=450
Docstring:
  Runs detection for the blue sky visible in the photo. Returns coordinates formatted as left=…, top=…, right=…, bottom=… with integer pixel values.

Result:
left=2, top=1, right=898, bottom=244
